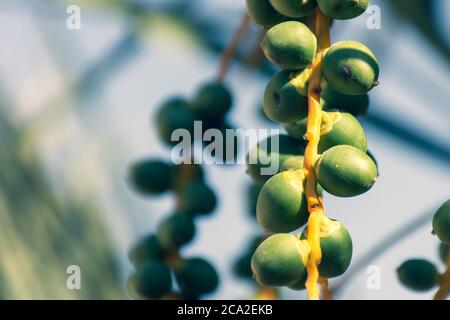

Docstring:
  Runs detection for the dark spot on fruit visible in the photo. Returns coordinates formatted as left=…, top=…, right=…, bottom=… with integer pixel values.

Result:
left=343, top=64, right=352, bottom=80
left=273, top=92, right=281, bottom=107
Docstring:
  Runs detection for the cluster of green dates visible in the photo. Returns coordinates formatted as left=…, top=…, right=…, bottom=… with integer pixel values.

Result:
left=127, top=160, right=219, bottom=299
left=156, top=80, right=238, bottom=162
left=126, top=80, right=232, bottom=299
left=128, top=234, right=219, bottom=299
left=397, top=199, right=450, bottom=292
left=245, top=0, right=379, bottom=289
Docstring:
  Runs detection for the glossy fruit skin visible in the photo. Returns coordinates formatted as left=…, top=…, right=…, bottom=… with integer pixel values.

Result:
left=288, top=272, right=308, bottom=291
left=261, top=21, right=317, bottom=70
left=280, top=155, right=305, bottom=172
left=246, top=0, right=288, bottom=28
left=175, top=258, right=219, bottom=297
left=257, top=171, right=312, bottom=233
left=129, top=235, right=167, bottom=268
left=284, top=110, right=367, bottom=153
left=323, top=41, right=379, bottom=95
left=251, top=234, right=309, bottom=287
left=129, top=160, right=174, bottom=195
left=269, top=0, right=317, bottom=18
left=191, top=82, right=232, bottom=120
left=439, top=242, right=450, bottom=264
left=316, top=145, right=377, bottom=197
left=397, top=259, right=439, bottom=291
left=301, top=219, right=353, bottom=278
left=128, top=260, right=172, bottom=299
left=156, top=97, right=196, bottom=146
left=247, top=134, right=305, bottom=185
left=157, top=213, right=196, bottom=250
left=317, top=0, right=369, bottom=20
left=321, top=84, right=369, bottom=116
left=178, top=182, right=217, bottom=216
left=433, top=199, right=450, bottom=245
left=263, top=70, right=308, bottom=123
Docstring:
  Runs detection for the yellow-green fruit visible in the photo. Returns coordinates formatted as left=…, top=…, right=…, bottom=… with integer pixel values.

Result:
left=316, top=145, right=378, bottom=197
left=280, top=156, right=304, bottom=172
left=246, top=134, right=305, bottom=185
left=318, top=0, right=369, bottom=20
left=257, top=171, right=313, bottom=233
left=284, top=110, right=367, bottom=153
left=269, top=0, right=317, bottom=18
left=246, top=0, right=288, bottom=28
left=251, top=234, right=310, bottom=287
left=397, top=259, right=439, bottom=291
left=261, top=21, right=317, bottom=70
left=263, top=70, right=309, bottom=124
left=323, top=41, right=379, bottom=95
left=432, top=199, right=450, bottom=245
left=301, top=218, right=353, bottom=278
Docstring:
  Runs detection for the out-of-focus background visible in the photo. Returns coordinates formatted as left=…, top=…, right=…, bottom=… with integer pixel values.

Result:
left=0, top=0, right=449, bottom=299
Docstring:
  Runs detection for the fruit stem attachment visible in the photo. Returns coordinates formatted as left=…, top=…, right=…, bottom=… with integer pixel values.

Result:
left=434, top=253, right=450, bottom=300
left=303, top=9, right=331, bottom=301
left=319, top=277, right=332, bottom=300
left=217, top=13, right=250, bottom=82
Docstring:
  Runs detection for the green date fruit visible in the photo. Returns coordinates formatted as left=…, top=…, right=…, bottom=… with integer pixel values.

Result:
left=191, top=81, right=232, bottom=120
left=433, top=199, right=450, bottom=245
left=247, top=134, right=304, bottom=185
left=301, top=218, right=353, bottom=278
left=246, top=0, right=288, bottom=28
left=323, top=41, right=379, bottom=95
left=261, top=21, right=317, bottom=70
left=269, top=0, right=317, bottom=18
left=128, top=235, right=167, bottom=268
left=280, top=155, right=305, bottom=172
left=317, top=0, right=369, bottom=20
left=157, top=213, right=196, bottom=250
left=251, top=234, right=310, bottom=287
left=284, top=110, right=367, bottom=153
left=321, top=84, right=369, bottom=116
left=175, top=258, right=219, bottom=297
left=263, top=70, right=309, bottom=123
left=397, top=259, right=439, bottom=291
left=156, top=97, right=196, bottom=146
left=127, top=260, right=172, bottom=299
left=178, top=182, right=217, bottom=216
left=129, top=159, right=174, bottom=195
left=257, top=170, right=312, bottom=233
left=316, top=145, right=377, bottom=197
